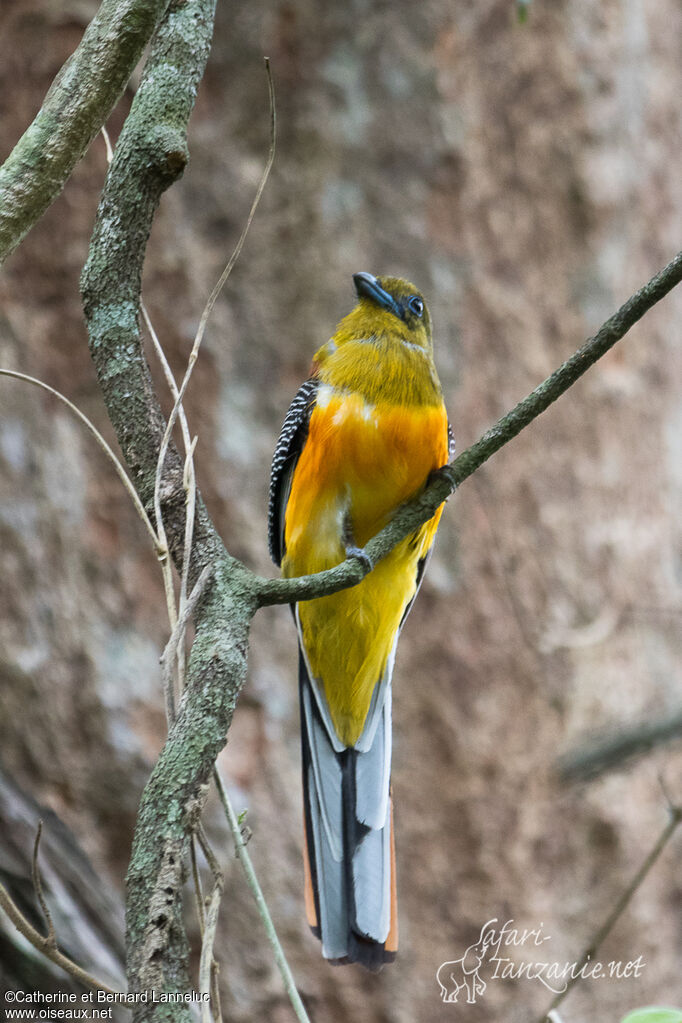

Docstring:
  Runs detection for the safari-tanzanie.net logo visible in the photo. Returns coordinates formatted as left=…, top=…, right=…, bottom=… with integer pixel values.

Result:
left=436, top=918, right=645, bottom=1004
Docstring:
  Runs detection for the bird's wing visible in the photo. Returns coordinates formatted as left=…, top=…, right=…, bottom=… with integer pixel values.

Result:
left=395, top=417, right=453, bottom=629
left=268, top=377, right=319, bottom=566
left=448, top=420, right=456, bottom=458
left=398, top=550, right=430, bottom=631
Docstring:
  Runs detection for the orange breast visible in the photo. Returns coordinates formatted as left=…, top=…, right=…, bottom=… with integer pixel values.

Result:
left=284, top=391, right=449, bottom=575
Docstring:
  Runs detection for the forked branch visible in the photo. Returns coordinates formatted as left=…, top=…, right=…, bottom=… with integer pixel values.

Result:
left=0, top=878, right=121, bottom=996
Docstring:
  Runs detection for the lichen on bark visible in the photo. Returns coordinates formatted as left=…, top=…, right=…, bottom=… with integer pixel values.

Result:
left=0, top=0, right=173, bottom=264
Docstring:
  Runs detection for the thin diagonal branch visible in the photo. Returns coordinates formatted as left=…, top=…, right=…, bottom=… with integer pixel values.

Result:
left=31, top=821, right=56, bottom=949
left=152, top=57, right=275, bottom=601
left=558, top=708, right=682, bottom=782
left=0, top=0, right=171, bottom=264
left=0, top=880, right=122, bottom=996
left=255, top=246, right=682, bottom=606
left=143, top=300, right=193, bottom=683
left=160, top=564, right=213, bottom=722
left=147, top=304, right=225, bottom=1019
left=0, top=368, right=159, bottom=549
left=212, top=771, right=312, bottom=1023
left=199, top=876, right=223, bottom=1023
left=539, top=801, right=682, bottom=1022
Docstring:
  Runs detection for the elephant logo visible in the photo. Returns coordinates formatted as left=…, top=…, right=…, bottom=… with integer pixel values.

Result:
left=436, top=919, right=497, bottom=1004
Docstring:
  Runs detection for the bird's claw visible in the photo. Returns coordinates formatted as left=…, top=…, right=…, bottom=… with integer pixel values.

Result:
left=345, top=545, right=373, bottom=573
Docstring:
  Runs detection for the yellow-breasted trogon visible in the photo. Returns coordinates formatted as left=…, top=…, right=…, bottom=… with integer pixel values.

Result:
left=268, top=272, right=452, bottom=969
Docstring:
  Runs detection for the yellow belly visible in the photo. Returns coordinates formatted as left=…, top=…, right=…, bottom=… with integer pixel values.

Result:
left=282, top=391, right=448, bottom=745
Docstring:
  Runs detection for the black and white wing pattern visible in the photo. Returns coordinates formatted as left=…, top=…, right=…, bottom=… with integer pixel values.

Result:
left=268, top=377, right=319, bottom=566
left=398, top=417, right=454, bottom=630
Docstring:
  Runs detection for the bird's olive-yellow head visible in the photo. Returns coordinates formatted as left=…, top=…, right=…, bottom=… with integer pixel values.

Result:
left=323, top=272, right=433, bottom=355
left=312, top=272, right=442, bottom=405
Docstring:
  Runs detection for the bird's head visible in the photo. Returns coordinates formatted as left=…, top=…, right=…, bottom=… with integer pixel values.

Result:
left=325, top=272, right=433, bottom=356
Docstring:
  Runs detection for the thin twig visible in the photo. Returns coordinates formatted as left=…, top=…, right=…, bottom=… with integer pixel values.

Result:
left=178, top=434, right=199, bottom=686
left=144, top=249, right=225, bottom=1014
left=145, top=280, right=221, bottom=1014
left=154, top=515, right=177, bottom=642
left=0, top=368, right=159, bottom=551
left=196, top=825, right=222, bottom=881
left=143, top=300, right=197, bottom=686
left=100, top=125, right=115, bottom=165
left=145, top=292, right=224, bottom=1015
left=210, top=966, right=223, bottom=1023
left=0, top=881, right=123, bottom=997
left=199, top=874, right=224, bottom=1023
left=142, top=301, right=192, bottom=452
left=540, top=803, right=682, bottom=1021
left=142, top=300, right=186, bottom=631
left=152, top=387, right=220, bottom=1014
left=152, top=57, right=275, bottom=577
left=557, top=709, right=682, bottom=781
left=145, top=301, right=192, bottom=710
left=195, top=825, right=224, bottom=1023
left=160, top=563, right=213, bottom=721
left=146, top=282, right=220, bottom=1014
left=190, top=837, right=206, bottom=935
left=212, top=769, right=311, bottom=1023
left=31, top=821, right=56, bottom=948
left=658, top=774, right=677, bottom=814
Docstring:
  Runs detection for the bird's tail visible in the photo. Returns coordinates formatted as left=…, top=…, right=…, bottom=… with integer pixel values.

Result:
left=299, top=649, right=398, bottom=970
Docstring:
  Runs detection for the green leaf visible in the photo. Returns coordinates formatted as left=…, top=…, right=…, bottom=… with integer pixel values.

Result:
left=621, top=1010, right=682, bottom=1023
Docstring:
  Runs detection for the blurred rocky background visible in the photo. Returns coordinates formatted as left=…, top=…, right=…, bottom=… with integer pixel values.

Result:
left=1, top=0, right=681, bottom=1020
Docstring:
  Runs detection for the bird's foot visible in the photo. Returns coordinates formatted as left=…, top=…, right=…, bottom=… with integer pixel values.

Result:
left=345, top=544, right=373, bottom=573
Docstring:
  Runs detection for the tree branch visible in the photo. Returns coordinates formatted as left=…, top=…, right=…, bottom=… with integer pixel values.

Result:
left=78, top=2, right=258, bottom=1017
left=212, top=771, right=312, bottom=1023
left=254, top=246, right=682, bottom=607
left=0, top=880, right=121, bottom=996
left=0, top=368, right=158, bottom=549
left=31, top=821, right=56, bottom=949
left=0, top=0, right=172, bottom=264
left=557, top=708, right=682, bottom=782
left=80, top=0, right=234, bottom=580
left=538, top=801, right=682, bottom=1022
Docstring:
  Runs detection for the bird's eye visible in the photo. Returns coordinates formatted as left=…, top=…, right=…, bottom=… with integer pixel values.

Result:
left=407, top=296, right=424, bottom=317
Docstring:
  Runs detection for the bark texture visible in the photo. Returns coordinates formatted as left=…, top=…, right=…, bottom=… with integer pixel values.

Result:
left=0, top=0, right=171, bottom=262
left=1, top=1, right=681, bottom=1021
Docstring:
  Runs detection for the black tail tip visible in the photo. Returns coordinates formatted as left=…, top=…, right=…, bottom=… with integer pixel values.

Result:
left=325, top=933, right=396, bottom=973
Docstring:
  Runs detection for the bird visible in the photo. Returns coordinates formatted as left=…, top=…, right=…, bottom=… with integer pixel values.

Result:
left=268, top=271, right=452, bottom=970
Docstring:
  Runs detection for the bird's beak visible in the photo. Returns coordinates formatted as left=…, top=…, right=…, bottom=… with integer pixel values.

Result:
left=353, top=272, right=401, bottom=317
